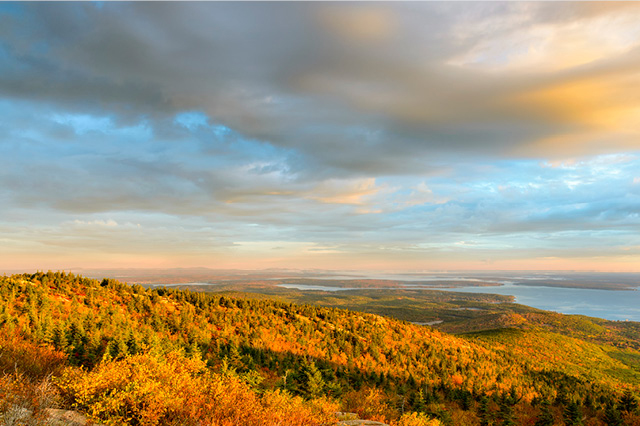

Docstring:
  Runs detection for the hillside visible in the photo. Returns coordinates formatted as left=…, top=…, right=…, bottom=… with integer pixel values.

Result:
left=212, top=284, right=640, bottom=352
left=86, top=270, right=640, bottom=356
left=1, top=272, right=639, bottom=425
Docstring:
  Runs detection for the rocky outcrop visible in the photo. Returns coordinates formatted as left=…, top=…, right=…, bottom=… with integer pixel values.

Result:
left=0, top=406, right=101, bottom=426
left=336, top=412, right=390, bottom=426
left=45, top=409, right=101, bottom=426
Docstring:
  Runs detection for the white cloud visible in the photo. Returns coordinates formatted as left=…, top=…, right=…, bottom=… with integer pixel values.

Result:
left=403, top=182, right=448, bottom=206
left=73, top=219, right=119, bottom=227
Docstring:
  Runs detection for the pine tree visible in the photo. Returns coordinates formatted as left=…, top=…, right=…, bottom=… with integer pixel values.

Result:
left=460, top=390, right=472, bottom=411
left=555, top=386, right=569, bottom=406
left=301, top=360, right=325, bottom=398
left=563, top=401, right=583, bottom=426
left=534, top=399, right=554, bottom=426
left=478, top=396, right=492, bottom=426
left=107, top=335, right=129, bottom=359
left=604, top=402, right=623, bottom=426
left=227, top=342, right=244, bottom=370
left=619, top=390, right=638, bottom=414
left=52, top=322, right=68, bottom=351
left=414, top=388, right=426, bottom=412
left=498, top=398, right=516, bottom=426
left=583, top=393, right=594, bottom=411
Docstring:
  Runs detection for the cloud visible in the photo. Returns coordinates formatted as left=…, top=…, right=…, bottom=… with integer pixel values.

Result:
left=308, top=178, right=379, bottom=205
left=403, top=182, right=448, bottom=207
left=72, top=219, right=120, bottom=228
left=316, top=5, right=396, bottom=42
left=2, top=2, right=640, bottom=177
left=1, top=3, right=640, bottom=270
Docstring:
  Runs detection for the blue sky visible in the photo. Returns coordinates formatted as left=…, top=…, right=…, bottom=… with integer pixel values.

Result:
left=1, top=2, right=639, bottom=271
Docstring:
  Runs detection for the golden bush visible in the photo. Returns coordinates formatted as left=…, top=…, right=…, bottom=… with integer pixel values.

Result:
left=0, top=331, right=67, bottom=378
left=395, top=412, right=442, bottom=426
left=56, top=349, right=337, bottom=426
left=341, top=387, right=394, bottom=423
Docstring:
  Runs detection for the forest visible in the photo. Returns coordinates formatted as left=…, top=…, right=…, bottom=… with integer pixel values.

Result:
left=1, top=271, right=639, bottom=425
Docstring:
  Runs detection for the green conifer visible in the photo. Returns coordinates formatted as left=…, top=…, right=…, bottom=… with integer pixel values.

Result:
left=563, top=401, right=583, bottom=426
left=619, top=390, right=638, bottom=414
left=604, top=402, right=623, bottom=426
left=534, top=399, right=554, bottom=426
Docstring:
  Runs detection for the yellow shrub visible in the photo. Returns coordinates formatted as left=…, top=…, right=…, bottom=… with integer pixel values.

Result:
left=56, top=350, right=205, bottom=425
left=56, top=350, right=337, bottom=426
left=261, top=390, right=339, bottom=426
left=341, top=387, right=394, bottom=423
left=395, top=412, right=442, bottom=426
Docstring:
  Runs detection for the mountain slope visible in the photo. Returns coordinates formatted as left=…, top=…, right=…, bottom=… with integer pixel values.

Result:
left=1, top=272, right=639, bottom=425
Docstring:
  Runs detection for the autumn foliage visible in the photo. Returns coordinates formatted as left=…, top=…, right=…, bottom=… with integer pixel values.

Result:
left=56, top=349, right=337, bottom=426
left=1, top=272, right=639, bottom=425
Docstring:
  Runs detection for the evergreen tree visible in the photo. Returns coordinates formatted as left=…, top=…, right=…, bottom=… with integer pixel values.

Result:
left=478, top=396, right=492, bottom=426
left=52, top=322, right=68, bottom=351
left=534, top=399, right=554, bottom=426
left=604, top=402, right=623, bottom=426
left=498, top=398, right=516, bottom=426
left=227, top=342, right=243, bottom=370
left=301, top=360, right=325, bottom=398
left=414, top=388, right=426, bottom=412
left=563, top=401, right=583, bottom=426
left=583, top=393, right=594, bottom=411
left=619, top=390, right=638, bottom=414
left=460, top=390, right=472, bottom=411
left=107, top=335, right=129, bottom=359
left=555, top=386, right=569, bottom=406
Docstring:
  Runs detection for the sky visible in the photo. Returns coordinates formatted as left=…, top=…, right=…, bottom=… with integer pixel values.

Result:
left=1, top=2, right=640, bottom=272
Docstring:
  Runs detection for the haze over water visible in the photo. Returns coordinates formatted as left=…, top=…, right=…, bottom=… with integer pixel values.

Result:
left=1, top=3, right=639, bottom=285
left=279, top=271, right=640, bottom=321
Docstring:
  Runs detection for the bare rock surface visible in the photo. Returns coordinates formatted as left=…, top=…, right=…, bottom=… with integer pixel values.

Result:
left=1, top=406, right=102, bottom=426
left=336, top=412, right=390, bottom=426
left=45, top=408, right=100, bottom=426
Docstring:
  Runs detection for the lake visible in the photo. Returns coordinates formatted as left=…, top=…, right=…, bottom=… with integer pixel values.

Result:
left=278, top=282, right=640, bottom=322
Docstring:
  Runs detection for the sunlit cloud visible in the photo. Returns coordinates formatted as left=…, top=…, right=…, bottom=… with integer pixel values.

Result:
left=450, top=2, right=640, bottom=72
left=317, top=5, right=396, bottom=42
left=0, top=2, right=639, bottom=272
left=308, top=178, right=380, bottom=206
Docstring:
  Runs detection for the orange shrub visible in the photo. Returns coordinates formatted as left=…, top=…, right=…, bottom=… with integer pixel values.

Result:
left=55, top=349, right=338, bottom=426
left=260, top=390, right=339, bottom=426
left=394, top=412, right=442, bottom=426
left=341, top=387, right=395, bottom=423
left=0, top=331, right=67, bottom=378
left=56, top=350, right=202, bottom=425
